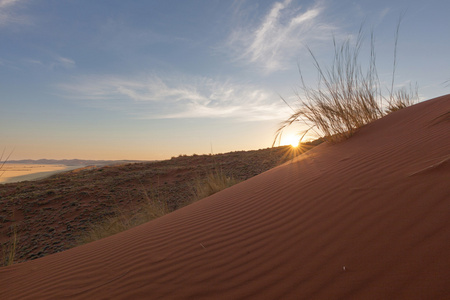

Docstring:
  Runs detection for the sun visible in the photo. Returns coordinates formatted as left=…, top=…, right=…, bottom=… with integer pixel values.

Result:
left=283, top=135, right=300, bottom=148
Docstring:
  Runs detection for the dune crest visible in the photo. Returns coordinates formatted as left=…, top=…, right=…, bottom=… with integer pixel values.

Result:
left=1, top=95, right=449, bottom=299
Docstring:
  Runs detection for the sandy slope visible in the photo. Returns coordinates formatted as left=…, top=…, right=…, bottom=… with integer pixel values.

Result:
left=1, top=95, right=449, bottom=299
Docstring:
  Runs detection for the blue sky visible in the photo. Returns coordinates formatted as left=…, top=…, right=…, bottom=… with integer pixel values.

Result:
left=1, top=0, right=449, bottom=160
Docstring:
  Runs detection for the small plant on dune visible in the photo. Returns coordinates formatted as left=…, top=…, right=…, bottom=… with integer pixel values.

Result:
left=77, top=209, right=133, bottom=245
left=385, top=84, right=419, bottom=113
left=138, top=186, right=170, bottom=221
left=77, top=185, right=170, bottom=245
left=1, top=211, right=19, bottom=267
left=275, top=22, right=418, bottom=144
left=192, top=168, right=240, bottom=203
left=1, top=226, right=18, bottom=267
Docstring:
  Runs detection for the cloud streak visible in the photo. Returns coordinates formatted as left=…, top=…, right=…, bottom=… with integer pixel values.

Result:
left=53, top=56, right=75, bottom=69
left=59, top=74, right=290, bottom=121
left=0, top=0, right=22, bottom=9
left=0, top=0, right=29, bottom=27
left=23, top=55, right=76, bottom=70
left=225, top=0, right=337, bottom=73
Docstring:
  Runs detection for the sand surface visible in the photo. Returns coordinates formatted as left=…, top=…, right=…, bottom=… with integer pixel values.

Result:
left=0, top=164, right=78, bottom=184
left=0, top=95, right=449, bottom=299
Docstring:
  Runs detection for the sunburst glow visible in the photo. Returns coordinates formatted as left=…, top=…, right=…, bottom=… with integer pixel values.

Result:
left=283, top=135, right=300, bottom=148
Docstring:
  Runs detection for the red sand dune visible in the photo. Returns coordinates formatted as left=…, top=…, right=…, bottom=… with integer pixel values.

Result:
left=1, top=95, right=449, bottom=299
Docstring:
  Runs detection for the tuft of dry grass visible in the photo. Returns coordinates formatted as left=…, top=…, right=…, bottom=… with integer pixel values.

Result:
left=1, top=226, right=18, bottom=267
left=77, top=211, right=133, bottom=245
left=275, top=24, right=418, bottom=144
left=77, top=186, right=170, bottom=245
left=192, top=168, right=240, bottom=203
left=386, top=84, right=419, bottom=113
left=138, top=187, right=170, bottom=220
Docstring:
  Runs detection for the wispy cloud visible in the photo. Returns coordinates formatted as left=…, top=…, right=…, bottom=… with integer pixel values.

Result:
left=52, top=56, right=76, bottom=69
left=23, top=55, right=76, bottom=70
left=224, top=0, right=337, bottom=73
left=59, top=74, right=289, bottom=121
left=0, top=0, right=29, bottom=27
left=0, top=0, right=22, bottom=9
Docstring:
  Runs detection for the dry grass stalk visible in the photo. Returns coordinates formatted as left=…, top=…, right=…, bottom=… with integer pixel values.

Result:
left=0, top=148, right=13, bottom=178
left=1, top=226, right=18, bottom=267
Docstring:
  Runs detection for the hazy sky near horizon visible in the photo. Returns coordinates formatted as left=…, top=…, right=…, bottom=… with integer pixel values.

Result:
left=1, top=0, right=449, bottom=160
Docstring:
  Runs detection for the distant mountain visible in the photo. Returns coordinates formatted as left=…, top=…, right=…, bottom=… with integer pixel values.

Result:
left=5, top=159, right=150, bottom=166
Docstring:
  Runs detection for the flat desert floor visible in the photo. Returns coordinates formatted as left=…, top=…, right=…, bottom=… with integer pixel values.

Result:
left=0, top=164, right=78, bottom=184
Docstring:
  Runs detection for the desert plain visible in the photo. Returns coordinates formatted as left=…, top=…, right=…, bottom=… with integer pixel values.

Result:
left=0, top=164, right=78, bottom=184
